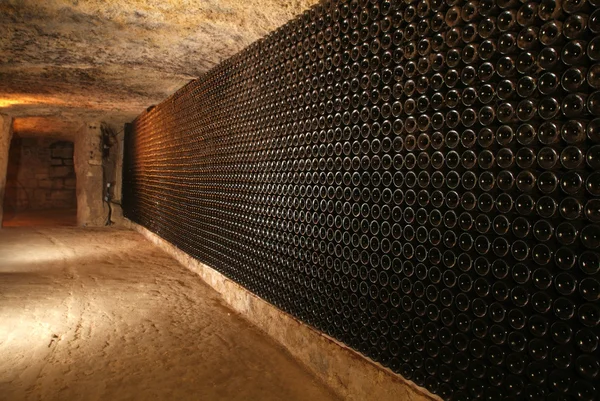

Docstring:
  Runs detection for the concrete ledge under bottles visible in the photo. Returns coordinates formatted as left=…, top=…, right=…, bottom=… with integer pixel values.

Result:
left=124, top=219, right=440, bottom=401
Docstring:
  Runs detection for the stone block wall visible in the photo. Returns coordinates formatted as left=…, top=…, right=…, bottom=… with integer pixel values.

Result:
left=4, top=137, right=77, bottom=212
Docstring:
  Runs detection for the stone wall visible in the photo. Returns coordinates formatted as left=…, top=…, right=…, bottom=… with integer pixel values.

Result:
left=75, top=123, right=105, bottom=227
left=4, top=137, right=76, bottom=212
left=0, top=114, right=13, bottom=224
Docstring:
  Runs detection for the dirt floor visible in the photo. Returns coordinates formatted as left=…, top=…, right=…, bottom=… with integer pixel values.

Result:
left=2, top=209, right=77, bottom=228
left=0, top=227, right=340, bottom=401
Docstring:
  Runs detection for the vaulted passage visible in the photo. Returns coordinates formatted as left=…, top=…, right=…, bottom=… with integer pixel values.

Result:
left=3, top=137, right=77, bottom=227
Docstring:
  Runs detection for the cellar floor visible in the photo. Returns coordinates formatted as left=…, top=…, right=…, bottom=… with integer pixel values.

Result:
left=0, top=227, right=340, bottom=401
left=2, top=209, right=78, bottom=228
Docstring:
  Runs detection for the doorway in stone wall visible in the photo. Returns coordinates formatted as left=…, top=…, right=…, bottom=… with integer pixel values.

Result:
left=2, top=136, right=77, bottom=227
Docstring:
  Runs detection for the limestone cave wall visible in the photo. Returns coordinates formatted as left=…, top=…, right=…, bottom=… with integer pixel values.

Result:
left=4, top=137, right=76, bottom=212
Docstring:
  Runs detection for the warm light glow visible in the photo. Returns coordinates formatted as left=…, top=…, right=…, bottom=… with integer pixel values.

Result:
left=0, top=98, right=28, bottom=107
left=0, top=96, right=67, bottom=108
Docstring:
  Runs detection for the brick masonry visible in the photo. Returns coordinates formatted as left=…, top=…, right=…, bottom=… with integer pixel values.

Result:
left=4, top=137, right=77, bottom=212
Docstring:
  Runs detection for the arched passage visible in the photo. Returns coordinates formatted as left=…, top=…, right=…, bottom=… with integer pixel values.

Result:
left=2, top=136, right=77, bottom=227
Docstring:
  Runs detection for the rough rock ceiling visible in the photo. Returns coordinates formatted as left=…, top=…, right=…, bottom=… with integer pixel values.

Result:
left=0, top=0, right=319, bottom=123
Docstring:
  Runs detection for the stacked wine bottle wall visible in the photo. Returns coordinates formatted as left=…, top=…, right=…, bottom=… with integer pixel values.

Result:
left=123, top=0, right=600, bottom=399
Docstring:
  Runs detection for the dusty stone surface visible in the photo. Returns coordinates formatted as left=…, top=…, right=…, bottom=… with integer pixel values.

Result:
left=0, top=0, right=319, bottom=121
left=74, top=123, right=105, bottom=226
left=129, top=221, right=441, bottom=401
left=0, top=226, right=340, bottom=401
left=4, top=137, right=76, bottom=212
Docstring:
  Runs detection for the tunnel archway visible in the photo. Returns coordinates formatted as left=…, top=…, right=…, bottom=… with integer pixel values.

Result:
left=2, top=135, right=77, bottom=227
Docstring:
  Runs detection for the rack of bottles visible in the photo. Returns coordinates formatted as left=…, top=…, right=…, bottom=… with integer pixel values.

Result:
left=123, top=0, right=600, bottom=399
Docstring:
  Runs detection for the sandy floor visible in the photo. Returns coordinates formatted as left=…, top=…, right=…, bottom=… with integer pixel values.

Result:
left=0, top=227, right=339, bottom=401
left=2, top=209, right=77, bottom=228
